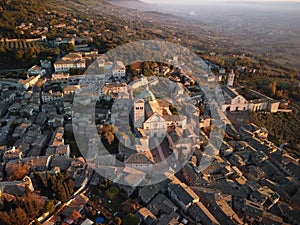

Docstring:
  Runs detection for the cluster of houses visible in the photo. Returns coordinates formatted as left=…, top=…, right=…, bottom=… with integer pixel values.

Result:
left=123, top=122, right=300, bottom=225
left=0, top=48, right=299, bottom=225
left=68, top=57, right=299, bottom=224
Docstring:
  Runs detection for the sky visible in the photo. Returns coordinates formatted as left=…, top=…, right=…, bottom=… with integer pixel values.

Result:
left=141, top=0, right=300, bottom=4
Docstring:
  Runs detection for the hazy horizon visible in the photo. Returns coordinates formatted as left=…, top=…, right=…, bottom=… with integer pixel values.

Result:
left=141, top=0, right=300, bottom=4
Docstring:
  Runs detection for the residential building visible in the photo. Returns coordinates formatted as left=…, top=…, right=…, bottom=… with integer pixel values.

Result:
left=42, top=91, right=63, bottom=103
left=55, top=144, right=70, bottom=157
left=19, top=74, right=41, bottom=89
left=51, top=73, right=70, bottom=80
left=27, top=65, right=46, bottom=76
left=0, top=176, right=34, bottom=197
left=112, top=61, right=126, bottom=79
left=188, top=202, right=220, bottom=225
left=167, top=180, right=199, bottom=212
left=63, top=85, right=81, bottom=95
left=54, top=53, right=86, bottom=73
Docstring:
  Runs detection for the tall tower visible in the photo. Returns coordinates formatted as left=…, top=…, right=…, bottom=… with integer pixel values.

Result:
left=227, top=70, right=235, bottom=87
left=134, top=99, right=145, bottom=128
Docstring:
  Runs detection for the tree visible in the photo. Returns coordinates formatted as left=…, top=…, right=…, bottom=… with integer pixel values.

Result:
left=45, top=200, right=55, bottom=213
left=105, top=132, right=115, bottom=145
left=60, top=43, right=75, bottom=53
left=31, top=197, right=42, bottom=215
left=124, top=213, right=140, bottom=225
left=169, top=104, right=179, bottom=115
left=66, top=179, right=74, bottom=194
left=23, top=199, right=35, bottom=219
left=199, top=104, right=205, bottom=116
left=25, top=185, right=32, bottom=197
left=45, top=171, right=52, bottom=193
left=289, top=68, right=298, bottom=80
left=115, top=217, right=122, bottom=225
left=57, top=182, right=67, bottom=202
left=2, top=197, right=12, bottom=212
left=144, top=68, right=154, bottom=77
left=13, top=207, right=29, bottom=225
left=6, top=164, right=29, bottom=180
left=0, top=212, right=11, bottom=225
left=63, top=181, right=70, bottom=196
left=34, top=219, right=41, bottom=225
left=276, top=90, right=283, bottom=98
left=34, top=172, right=47, bottom=190
left=14, top=49, right=24, bottom=60
left=105, top=185, right=119, bottom=199
left=101, top=124, right=116, bottom=145
left=0, top=46, right=6, bottom=54
left=269, top=81, right=277, bottom=97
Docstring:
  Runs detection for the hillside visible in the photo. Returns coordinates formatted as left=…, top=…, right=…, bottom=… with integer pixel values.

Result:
left=0, top=0, right=110, bottom=38
left=106, top=0, right=152, bottom=10
left=0, top=0, right=51, bottom=38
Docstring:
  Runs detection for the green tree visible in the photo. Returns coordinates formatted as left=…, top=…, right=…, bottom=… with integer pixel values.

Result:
left=124, top=213, right=140, bottom=225
left=45, top=171, right=52, bottom=194
left=60, top=43, right=75, bottom=53
left=105, top=185, right=119, bottom=199
left=45, top=200, right=55, bottom=213
left=63, top=181, right=71, bottom=197
left=57, top=182, right=67, bottom=202
left=34, top=172, right=47, bottom=190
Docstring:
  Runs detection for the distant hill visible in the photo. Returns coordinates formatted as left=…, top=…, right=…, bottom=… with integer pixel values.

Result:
left=107, top=0, right=142, bottom=2
left=105, top=0, right=152, bottom=10
left=0, top=0, right=109, bottom=38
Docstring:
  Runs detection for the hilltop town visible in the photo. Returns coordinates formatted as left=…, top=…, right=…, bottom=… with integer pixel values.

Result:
left=0, top=0, right=300, bottom=225
left=0, top=34, right=299, bottom=225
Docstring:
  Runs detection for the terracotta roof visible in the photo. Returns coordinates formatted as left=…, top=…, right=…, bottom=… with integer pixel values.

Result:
left=125, top=153, right=154, bottom=165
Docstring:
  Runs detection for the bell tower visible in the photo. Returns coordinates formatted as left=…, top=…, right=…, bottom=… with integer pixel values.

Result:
left=227, top=70, right=235, bottom=87
left=134, top=99, right=145, bottom=128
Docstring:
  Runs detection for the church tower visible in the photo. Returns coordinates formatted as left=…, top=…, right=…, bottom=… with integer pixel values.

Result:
left=134, top=99, right=145, bottom=128
left=227, top=70, right=235, bottom=87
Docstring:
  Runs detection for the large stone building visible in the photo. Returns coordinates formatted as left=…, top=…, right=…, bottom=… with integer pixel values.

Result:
left=221, top=86, right=281, bottom=113
left=19, top=74, right=41, bottom=89
left=133, top=89, right=187, bottom=138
